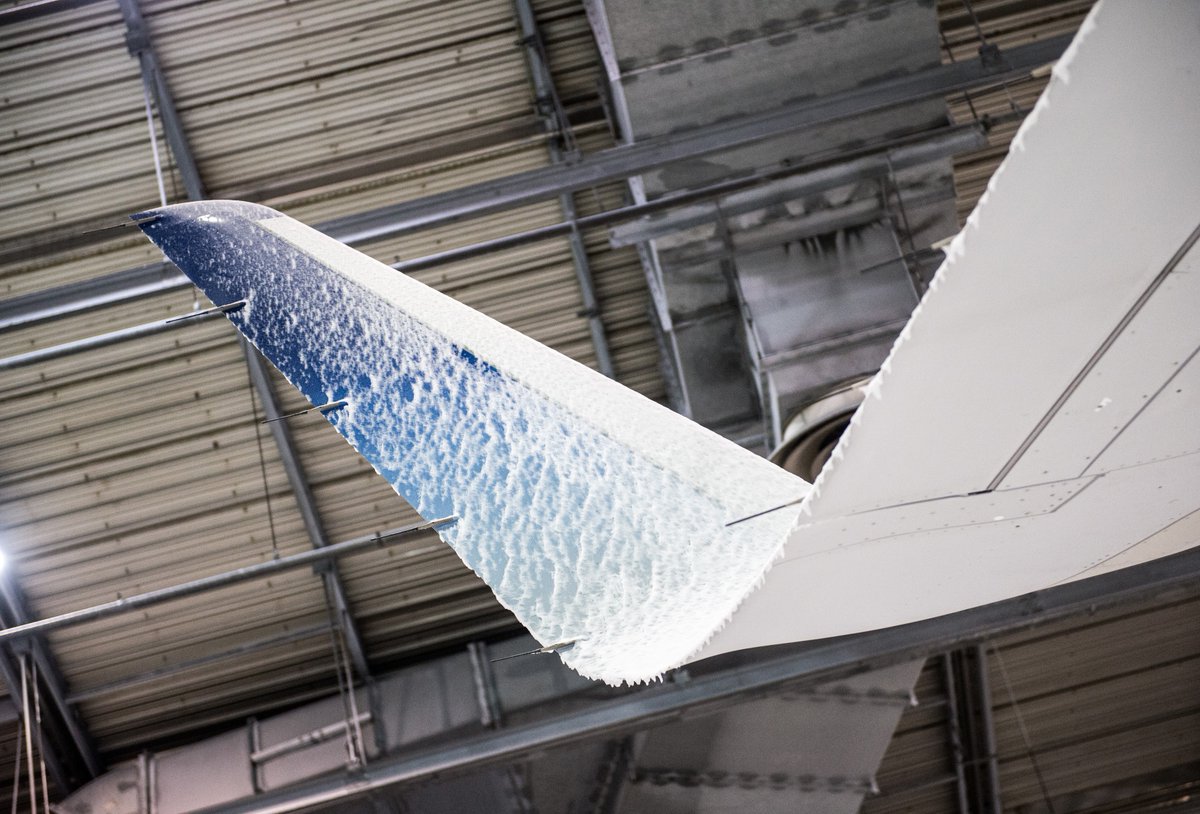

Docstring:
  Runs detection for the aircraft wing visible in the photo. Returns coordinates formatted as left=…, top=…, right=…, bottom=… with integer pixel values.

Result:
left=693, top=0, right=1200, bottom=661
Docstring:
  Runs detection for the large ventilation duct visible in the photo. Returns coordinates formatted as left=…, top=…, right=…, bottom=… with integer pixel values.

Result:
left=587, top=0, right=963, bottom=446
left=58, top=635, right=921, bottom=814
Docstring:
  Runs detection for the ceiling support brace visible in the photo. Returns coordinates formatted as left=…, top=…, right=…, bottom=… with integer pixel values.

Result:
left=117, top=0, right=204, bottom=201
left=513, top=0, right=615, bottom=378
left=0, top=576, right=103, bottom=789
left=318, top=33, right=1070, bottom=245
left=242, top=343, right=373, bottom=680
left=946, top=646, right=1003, bottom=814
left=116, top=0, right=374, bottom=681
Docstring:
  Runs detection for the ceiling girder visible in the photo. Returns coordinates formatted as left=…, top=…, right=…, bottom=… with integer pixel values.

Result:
left=512, top=0, right=615, bottom=378
left=0, top=34, right=1069, bottom=333
left=946, top=646, right=1004, bottom=814
left=241, top=342, right=372, bottom=679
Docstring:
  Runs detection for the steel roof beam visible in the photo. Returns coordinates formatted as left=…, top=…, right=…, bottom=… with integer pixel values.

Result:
left=66, top=623, right=335, bottom=704
left=242, top=343, right=372, bottom=679
left=116, top=0, right=376, bottom=681
left=513, top=0, right=614, bottom=378
left=193, top=545, right=1200, bottom=814
left=317, top=33, right=1070, bottom=244
left=117, top=0, right=204, bottom=200
left=947, top=646, right=1004, bottom=813
left=0, top=518, right=445, bottom=648
left=0, top=34, right=1069, bottom=333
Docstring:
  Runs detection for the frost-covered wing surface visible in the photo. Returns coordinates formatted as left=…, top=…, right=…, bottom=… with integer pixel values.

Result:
left=695, top=0, right=1200, bottom=661
left=134, top=200, right=808, bottom=683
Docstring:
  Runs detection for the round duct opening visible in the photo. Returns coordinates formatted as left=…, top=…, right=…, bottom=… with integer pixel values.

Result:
left=770, top=377, right=873, bottom=482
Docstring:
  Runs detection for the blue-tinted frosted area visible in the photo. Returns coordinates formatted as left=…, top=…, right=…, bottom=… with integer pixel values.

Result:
left=137, top=200, right=808, bottom=682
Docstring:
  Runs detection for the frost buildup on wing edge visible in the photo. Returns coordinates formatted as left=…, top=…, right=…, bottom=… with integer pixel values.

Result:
left=253, top=212, right=809, bottom=685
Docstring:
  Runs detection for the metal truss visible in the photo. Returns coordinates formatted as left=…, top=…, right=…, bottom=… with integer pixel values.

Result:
left=0, top=33, right=1070, bottom=333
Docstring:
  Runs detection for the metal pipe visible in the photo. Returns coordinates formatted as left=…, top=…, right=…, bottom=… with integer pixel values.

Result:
left=192, top=545, right=1200, bottom=814
left=0, top=517, right=450, bottom=647
left=974, top=644, right=1003, bottom=814
left=0, top=311, right=222, bottom=371
left=251, top=712, right=372, bottom=764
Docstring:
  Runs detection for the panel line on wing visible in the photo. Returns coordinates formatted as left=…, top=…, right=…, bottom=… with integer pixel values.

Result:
left=777, top=474, right=1100, bottom=565
left=1080, top=340, right=1200, bottom=478
left=985, top=220, right=1200, bottom=492
left=1048, top=504, right=1200, bottom=588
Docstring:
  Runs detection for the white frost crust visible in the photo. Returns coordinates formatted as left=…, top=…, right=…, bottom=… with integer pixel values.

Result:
left=244, top=212, right=809, bottom=683
left=258, top=215, right=806, bottom=515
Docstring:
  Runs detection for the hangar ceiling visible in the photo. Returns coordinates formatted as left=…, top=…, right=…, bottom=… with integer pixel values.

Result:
left=0, top=0, right=1197, bottom=812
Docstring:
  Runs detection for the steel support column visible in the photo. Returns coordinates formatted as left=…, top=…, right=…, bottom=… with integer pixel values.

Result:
left=0, top=576, right=103, bottom=784
left=513, top=0, right=615, bottom=378
left=116, top=0, right=374, bottom=680
left=947, top=645, right=1003, bottom=814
